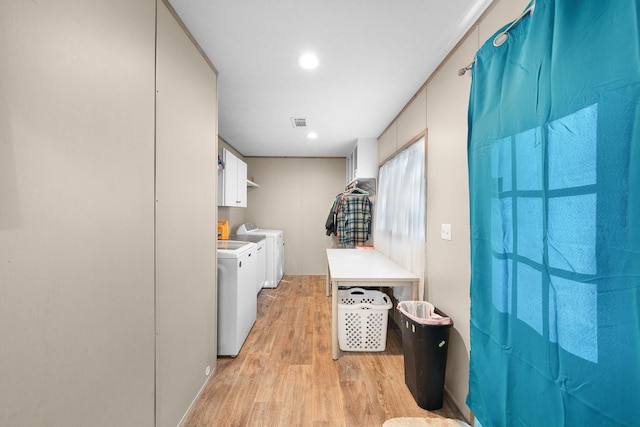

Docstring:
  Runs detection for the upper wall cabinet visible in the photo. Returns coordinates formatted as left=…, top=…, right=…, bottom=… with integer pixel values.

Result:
left=346, top=138, right=378, bottom=185
left=218, top=148, right=247, bottom=207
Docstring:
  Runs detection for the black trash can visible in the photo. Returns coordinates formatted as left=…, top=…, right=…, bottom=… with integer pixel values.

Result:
left=398, top=301, right=453, bottom=410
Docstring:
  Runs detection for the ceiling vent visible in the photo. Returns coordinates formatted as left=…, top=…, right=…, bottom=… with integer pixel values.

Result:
left=291, top=117, right=308, bottom=128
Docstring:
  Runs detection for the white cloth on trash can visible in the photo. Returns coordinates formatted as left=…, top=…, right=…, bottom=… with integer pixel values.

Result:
left=397, top=301, right=452, bottom=325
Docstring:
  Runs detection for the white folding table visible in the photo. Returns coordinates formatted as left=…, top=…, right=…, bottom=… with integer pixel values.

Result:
left=326, top=248, right=419, bottom=360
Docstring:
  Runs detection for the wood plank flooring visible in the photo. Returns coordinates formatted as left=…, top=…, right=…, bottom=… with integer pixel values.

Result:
left=183, top=275, right=465, bottom=427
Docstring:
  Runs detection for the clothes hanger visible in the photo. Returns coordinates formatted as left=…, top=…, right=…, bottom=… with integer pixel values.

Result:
left=344, top=186, right=368, bottom=196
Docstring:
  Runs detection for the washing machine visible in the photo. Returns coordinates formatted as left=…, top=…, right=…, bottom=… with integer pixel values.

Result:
left=236, top=223, right=284, bottom=288
left=216, top=240, right=258, bottom=356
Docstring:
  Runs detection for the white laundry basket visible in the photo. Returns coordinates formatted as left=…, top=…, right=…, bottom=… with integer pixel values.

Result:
left=338, top=288, right=393, bottom=352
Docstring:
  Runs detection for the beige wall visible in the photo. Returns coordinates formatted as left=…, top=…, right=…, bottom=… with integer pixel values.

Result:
left=378, top=0, right=529, bottom=420
left=155, top=3, right=218, bottom=426
left=0, top=1, right=218, bottom=426
left=244, top=157, right=346, bottom=275
left=0, top=1, right=156, bottom=425
left=424, top=26, right=478, bottom=421
left=378, top=87, right=427, bottom=163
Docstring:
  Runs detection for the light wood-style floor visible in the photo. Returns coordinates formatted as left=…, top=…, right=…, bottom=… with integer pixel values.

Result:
left=183, top=275, right=465, bottom=427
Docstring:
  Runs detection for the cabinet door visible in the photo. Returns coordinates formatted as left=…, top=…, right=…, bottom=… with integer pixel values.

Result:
left=354, top=139, right=377, bottom=179
left=235, top=158, right=247, bottom=207
left=346, top=149, right=355, bottom=184
left=346, top=139, right=377, bottom=184
left=226, top=153, right=239, bottom=205
left=219, top=149, right=237, bottom=206
left=218, top=148, right=247, bottom=207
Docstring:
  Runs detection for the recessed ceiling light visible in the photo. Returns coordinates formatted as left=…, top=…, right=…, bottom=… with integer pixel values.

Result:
left=307, top=132, right=318, bottom=139
left=298, top=53, right=319, bottom=70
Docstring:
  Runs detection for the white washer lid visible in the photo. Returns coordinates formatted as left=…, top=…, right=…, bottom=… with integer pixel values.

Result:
left=253, top=228, right=283, bottom=237
left=218, top=241, right=251, bottom=250
left=217, top=240, right=256, bottom=258
left=236, top=223, right=282, bottom=237
left=236, top=223, right=258, bottom=234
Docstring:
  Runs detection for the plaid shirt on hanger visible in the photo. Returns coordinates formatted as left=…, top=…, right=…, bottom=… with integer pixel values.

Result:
left=337, top=194, right=371, bottom=247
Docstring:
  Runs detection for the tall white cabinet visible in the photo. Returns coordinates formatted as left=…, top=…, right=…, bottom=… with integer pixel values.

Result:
left=218, top=147, right=247, bottom=207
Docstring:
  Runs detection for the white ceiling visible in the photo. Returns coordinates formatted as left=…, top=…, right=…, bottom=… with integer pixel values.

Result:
left=167, top=0, right=493, bottom=157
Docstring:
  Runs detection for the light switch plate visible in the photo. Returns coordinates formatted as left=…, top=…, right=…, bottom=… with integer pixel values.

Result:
left=441, top=223, right=452, bottom=240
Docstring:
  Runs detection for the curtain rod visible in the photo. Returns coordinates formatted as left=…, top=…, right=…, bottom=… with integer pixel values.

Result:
left=493, top=0, right=536, bottom=47
left=458, top=60, right=475, bottom=76
left=458, top=0, right=536, bottom=76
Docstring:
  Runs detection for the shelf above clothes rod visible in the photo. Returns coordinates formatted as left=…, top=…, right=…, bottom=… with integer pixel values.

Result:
left=346, top=177, right=376, bottom=196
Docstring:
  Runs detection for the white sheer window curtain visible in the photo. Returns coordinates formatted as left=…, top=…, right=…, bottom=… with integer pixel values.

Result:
left=374, top=138, right=426, bottom=300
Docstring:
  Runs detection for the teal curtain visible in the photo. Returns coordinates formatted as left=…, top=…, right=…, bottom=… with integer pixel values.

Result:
left=467, top=1, right=640, bottom=425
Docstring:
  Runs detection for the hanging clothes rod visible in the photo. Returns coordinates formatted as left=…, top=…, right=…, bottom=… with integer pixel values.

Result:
left=344, top=180, right=368, bottom=195
left=493, top=0, right=536, bottom=47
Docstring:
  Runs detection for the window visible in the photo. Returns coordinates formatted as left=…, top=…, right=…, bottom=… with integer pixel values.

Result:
left=374, top=138, right=426, bottom=300
left=491, top=105, right=598, bottom=363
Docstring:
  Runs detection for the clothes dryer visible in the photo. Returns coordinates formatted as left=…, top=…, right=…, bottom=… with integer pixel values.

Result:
left=236, top=223, right=284, bottom=288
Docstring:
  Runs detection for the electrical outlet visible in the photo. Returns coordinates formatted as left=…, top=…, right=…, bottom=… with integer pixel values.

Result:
left=441, top=224, right=452, bottom=241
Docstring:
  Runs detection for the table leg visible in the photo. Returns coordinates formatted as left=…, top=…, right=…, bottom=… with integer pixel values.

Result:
left=326, top=263, right=331, bottom=297
left=332, top=280, right=339, bottom=360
